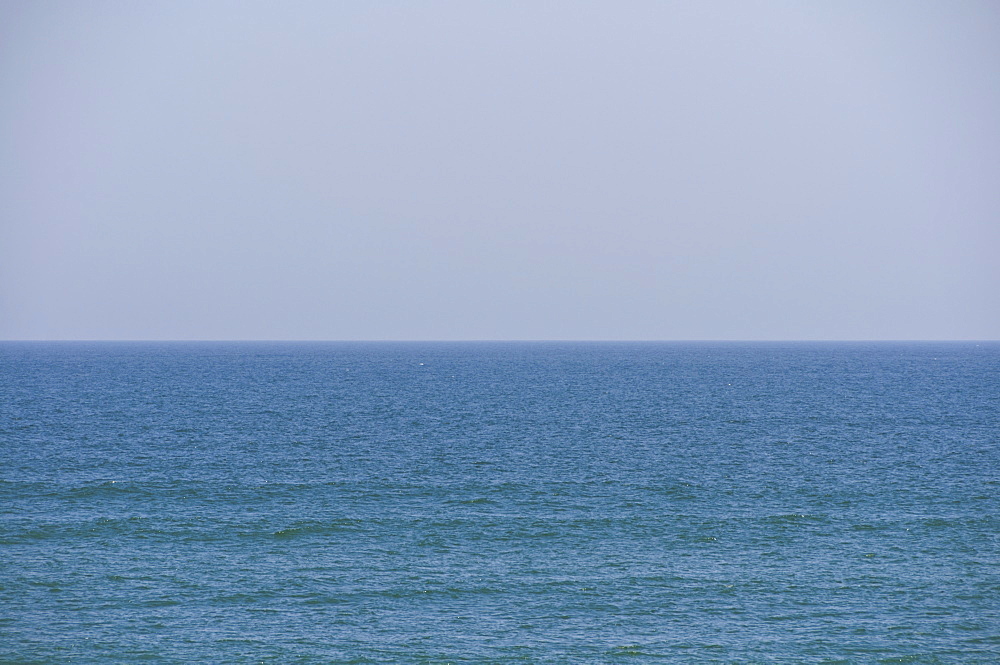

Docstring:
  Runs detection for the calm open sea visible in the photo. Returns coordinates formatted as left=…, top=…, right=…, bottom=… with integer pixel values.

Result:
left=1, top=341, right=998, bottom=663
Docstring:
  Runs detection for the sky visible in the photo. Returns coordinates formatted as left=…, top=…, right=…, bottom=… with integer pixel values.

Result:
left=1, top=0, right=998, bottom=341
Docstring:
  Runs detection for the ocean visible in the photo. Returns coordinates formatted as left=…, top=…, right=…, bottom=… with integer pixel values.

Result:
left=1, top=341, right=998, bottom=663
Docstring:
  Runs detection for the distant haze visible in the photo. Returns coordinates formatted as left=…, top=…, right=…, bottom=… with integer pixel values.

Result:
left=2, top=1, right=998, bottom=340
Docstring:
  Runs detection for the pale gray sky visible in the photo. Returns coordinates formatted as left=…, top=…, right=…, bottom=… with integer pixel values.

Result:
left=1, top=0, right=998, bottom=340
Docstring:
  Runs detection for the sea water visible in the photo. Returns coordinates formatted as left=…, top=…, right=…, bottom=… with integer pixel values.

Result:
left=1, top=341, right=998, bottom=663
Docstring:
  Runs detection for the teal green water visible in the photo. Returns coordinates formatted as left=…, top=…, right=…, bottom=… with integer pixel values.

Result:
left=2, top=342, right=998, bottom=663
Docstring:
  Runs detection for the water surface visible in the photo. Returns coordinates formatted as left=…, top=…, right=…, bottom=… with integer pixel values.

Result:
left=2, top=342, right=998, bottom=662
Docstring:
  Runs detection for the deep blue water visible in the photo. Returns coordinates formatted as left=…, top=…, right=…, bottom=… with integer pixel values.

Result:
left=1, top=341, right=998, bottom=663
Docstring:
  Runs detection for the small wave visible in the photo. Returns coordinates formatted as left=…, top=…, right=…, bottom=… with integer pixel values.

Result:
left=761, top=513, right=828, bottom=525
left=272, top=519, right=362, bottom=538
left=609, top=645, right=656, bottom=656
left=851, top=523, right=884, bottom=531
left=58, top=480, right=164, bottom=500
left=921, top=517, right=959, bottom=528
left=448, top=497, right=497, bottom=506
left=138, top=599, right=181, bottom=607
left=676, top=532, right=719, bottom=543
left=372, top=584, right=501, bottom=599
left=876, top=655, right=939, bottom=664
left=0, top=524, right=62, bottom=544
left=65, top=480, right=125, bottom=496
left=211, top=591, right=276, bottom=604
left=297, top=594, right=350, bottom=606
left=963, top=635, right=1000, bottom=645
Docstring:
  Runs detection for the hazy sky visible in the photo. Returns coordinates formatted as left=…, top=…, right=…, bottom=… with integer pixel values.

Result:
left=2, top=1, right=998, bottom=340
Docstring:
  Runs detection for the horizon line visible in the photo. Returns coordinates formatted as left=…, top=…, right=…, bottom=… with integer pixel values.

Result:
left=1, top=339, right=997, bottom=344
